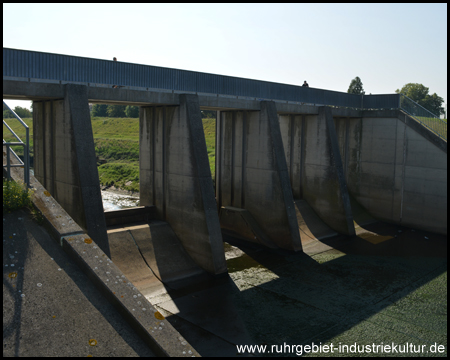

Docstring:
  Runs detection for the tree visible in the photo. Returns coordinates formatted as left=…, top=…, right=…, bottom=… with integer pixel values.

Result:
left=92, top=104, right=108, bottom=117
left=107, top=105, right=126, bottom=118
left=3, top=104, right=32, bottom=118
left=347, top=76, right=365, bottom=95
left=13, top=106, right=32, bottom=118
left=125, top=105, right=139, bottom=118
left=3, top=110, right=14, bottom=119
left=396, top=83, right=444, bottom=116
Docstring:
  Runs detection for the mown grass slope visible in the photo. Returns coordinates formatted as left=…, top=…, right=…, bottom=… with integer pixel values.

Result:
left=3, top=117, right=33, bottom=157
left=3, top=116, right=217, bottom=193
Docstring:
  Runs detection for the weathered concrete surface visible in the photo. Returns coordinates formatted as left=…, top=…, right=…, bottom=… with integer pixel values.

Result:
left=139, top=94, right=226, bottom=275
left=33, top=84, right=109, bottom=256
left=108, top=221, right=206, bottom=286
left=216, top=102, right=302, bottom=251
left=104, top=206, right=156, bottom=226
left=294, top=200, right=338, bottom=247
left=4, top=79, right=368, bottom=115
left=3, top=209, right=156, bottom=357
left=280, top=107, right=355, bottom=236
left=338, top=111, right=447, bottom=235
left=219, top=206, right=278, bottom=248
left=3, top=160, right=200, bottom=357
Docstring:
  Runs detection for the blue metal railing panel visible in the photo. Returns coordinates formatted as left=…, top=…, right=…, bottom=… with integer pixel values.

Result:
left=4, top=47, right=403, bottom=109
left=363, top=94, right=400, bottom=109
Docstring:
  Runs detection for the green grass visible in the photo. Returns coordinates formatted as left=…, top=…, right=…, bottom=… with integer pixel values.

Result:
left=95, top=138, right=139, bottom=161
left=202, top=118, right=216, bottom=179
left=414, top=116, right=447, bottom=140
left=91, top=117, right=139, bottom=140
left=3, top=117, right=33, bottom=157
left=97, top=161, right=140, bottom=192
left=3, top=115, right=217, bottom=192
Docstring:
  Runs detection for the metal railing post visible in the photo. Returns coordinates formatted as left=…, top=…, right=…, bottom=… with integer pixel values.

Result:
left=25, top=127, right=30, bottom=187
left=6, top=145, right=11, bottom=180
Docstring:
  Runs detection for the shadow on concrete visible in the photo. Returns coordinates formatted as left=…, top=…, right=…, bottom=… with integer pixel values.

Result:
left=3, top=209, right=155, bottom=357
left=103, top=212, right=447, bottom=356
left=221, top=220, right=447, bottom=352
left=3, top=215, right=29, bottom=357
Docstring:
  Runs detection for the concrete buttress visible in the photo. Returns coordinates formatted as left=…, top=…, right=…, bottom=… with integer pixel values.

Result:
left=300, top=107, right=355, bottom=236
left=33, top=84, right=110, bottom=257
left=139, top=94, right=227, bottom=275
left=217, top=101, right=302, bottom=251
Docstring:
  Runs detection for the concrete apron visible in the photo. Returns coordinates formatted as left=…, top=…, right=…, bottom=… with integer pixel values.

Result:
left=3, top=156, right=200, bottom=357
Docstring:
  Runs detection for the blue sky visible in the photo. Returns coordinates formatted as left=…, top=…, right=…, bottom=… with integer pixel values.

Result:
left=3, top=3, right=447, bottom=114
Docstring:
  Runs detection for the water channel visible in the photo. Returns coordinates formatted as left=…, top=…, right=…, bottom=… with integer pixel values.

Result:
left=101, top=189, right=139, bottom=211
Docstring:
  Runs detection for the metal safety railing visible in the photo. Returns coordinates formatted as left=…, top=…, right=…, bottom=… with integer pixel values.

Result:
left=399, top=94, right=447, bottom=141
left=3, top=100, right=30, bottom=188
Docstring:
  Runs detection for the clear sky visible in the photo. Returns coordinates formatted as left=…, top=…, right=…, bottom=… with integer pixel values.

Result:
left=3, top=3, right=447, bottom=114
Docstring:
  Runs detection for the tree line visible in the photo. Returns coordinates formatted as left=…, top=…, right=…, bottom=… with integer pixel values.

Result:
left=91, top=104, right=139, bottom=118
left=347, top=76, right=445, bottom=117
left=3, top=103, right=32, bottom=119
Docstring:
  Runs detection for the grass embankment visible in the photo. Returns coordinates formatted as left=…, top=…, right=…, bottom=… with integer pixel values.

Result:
left=415, top=116, right=447, bottom=139
left=2, top=117, right=33, bottom=158
left=3, top=116, right=217, bottom=193
left=92, top=116, right=216, bottom=192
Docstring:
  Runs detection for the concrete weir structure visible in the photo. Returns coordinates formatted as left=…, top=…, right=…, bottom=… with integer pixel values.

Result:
left=3, top=48, right=447, bottom=269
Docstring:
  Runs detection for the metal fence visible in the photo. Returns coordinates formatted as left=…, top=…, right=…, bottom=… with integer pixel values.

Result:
left=4, top=47, right=399, bottom=110
left=400, top=94, right=447, bottom=140
left=3, top=101, right=30, bottom=188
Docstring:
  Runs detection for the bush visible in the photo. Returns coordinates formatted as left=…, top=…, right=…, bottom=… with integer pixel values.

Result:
left=3, top=179, right=34, bottom=213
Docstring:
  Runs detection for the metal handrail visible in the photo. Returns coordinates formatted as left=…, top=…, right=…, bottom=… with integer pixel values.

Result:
left=3, top=101, right=30, bottom=187
left=399, top=94, right=447, bottom=141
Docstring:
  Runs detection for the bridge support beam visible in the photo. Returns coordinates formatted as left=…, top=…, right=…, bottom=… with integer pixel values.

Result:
left=279, top=107, right=355, bottom=237
left=216, top=102, right=302, bottom=251
left=139, top=94, right=227, bottom=275
left=33, top=84, right=110, bottom=257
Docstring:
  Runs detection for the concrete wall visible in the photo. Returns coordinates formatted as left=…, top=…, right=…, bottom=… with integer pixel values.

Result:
left=337, top=112, right=447, bottom=235
left=279, top=107, right=355, bottom=236
left=33, top=84, right=110, bottom=256
left=216, top=102, right=302, bottom=251
left=139, top=94, right=227, bottom=275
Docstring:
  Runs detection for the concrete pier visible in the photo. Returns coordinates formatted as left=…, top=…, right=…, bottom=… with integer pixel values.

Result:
left=216, top=101, right=302, bottom=251
left=279, top=107, right=355, bottom=237
left=33, top=84, right=110, bottom=256
left=139, top=94, right=227, bottom=275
